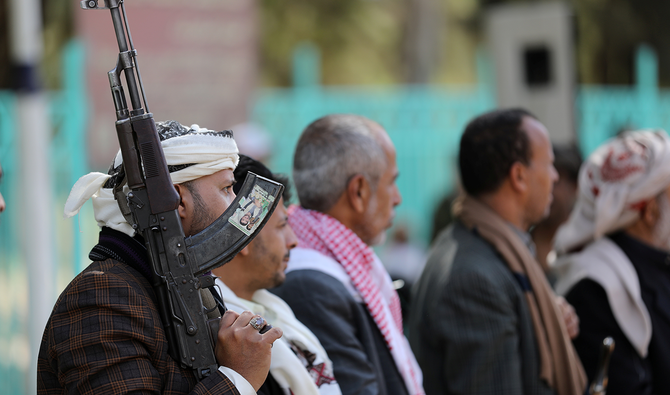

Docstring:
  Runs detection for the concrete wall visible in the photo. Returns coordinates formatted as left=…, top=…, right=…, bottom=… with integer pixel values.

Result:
left=486, top=2, right=576, bottom=144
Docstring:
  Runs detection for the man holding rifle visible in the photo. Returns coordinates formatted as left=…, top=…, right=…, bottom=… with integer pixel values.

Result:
left=37, top=120, right=281, bottom=395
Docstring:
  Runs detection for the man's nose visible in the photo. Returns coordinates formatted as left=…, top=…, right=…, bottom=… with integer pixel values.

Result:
left=286, top=225, right=298, bottom=250
left=393, top=185, right=402, bottom=207
left=552, top=166, right=560, bottom=183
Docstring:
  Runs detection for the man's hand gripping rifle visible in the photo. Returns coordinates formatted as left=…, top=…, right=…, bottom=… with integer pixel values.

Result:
left=81, top=0, right=283, bottom=380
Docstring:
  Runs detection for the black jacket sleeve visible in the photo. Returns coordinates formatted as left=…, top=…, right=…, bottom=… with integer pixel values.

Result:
left=271, top=270, right=381, bottom=395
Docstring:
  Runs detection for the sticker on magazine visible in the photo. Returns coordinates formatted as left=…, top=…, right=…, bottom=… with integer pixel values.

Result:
left=229, top=184, right=275, bottom=236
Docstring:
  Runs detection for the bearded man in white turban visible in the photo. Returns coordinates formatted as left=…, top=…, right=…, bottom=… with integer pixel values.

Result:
left=37, top=121, right=282, bottom=395
left=554, top=130, right=670, bottom=395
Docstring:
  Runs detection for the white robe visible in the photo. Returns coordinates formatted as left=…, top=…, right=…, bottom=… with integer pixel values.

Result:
left=215, top=279, right=342, bottom=395
left=553, top=237, right=652, bottom=357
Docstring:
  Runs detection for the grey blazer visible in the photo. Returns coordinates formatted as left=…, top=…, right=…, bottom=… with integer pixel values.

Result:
left=408, top=221, right=555, bottom=395
left=272, top=269, right=408, bottom=395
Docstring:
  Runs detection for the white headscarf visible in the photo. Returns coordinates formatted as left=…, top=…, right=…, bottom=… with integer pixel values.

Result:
left=554, top=130, right=670, bottom=254
left=64, top=121, right=239, bottom=236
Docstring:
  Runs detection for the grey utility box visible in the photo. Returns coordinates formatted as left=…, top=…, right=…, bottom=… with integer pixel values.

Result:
left=486, top=2, right=575, bottom=144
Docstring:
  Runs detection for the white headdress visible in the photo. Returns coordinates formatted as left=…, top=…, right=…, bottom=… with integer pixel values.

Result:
left=64, top=120, right=239, bottom=236
left=554, top=130, right=670, bottom=253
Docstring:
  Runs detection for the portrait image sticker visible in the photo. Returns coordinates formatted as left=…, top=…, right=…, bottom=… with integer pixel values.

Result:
left=229, top=184, right=276, bottom=236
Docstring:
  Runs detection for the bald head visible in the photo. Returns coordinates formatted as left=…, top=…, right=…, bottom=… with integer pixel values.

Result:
left=293, top=114, right=388, bottom=213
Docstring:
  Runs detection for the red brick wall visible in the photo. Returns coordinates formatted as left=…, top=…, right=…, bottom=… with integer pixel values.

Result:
left=77, top=0, right=258, bottom=169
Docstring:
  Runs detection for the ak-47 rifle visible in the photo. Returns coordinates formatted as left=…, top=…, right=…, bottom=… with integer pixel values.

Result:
left=80, top=0, right=283, bottom=380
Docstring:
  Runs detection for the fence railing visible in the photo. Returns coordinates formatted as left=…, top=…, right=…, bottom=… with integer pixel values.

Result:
left=1, top=41, right=669, bottom=394
left=0, top=40, right=91, bottom=395
left=253, top=44, right=670, bottom=244
left=577, top=45, right=670, bottom=155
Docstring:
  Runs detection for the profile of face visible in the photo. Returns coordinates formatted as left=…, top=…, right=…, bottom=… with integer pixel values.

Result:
left=521, top=117, right=559, bottom=227
left=0, top=164, right=5, bottom=214
left=178, top=169, right=236, bottom=236
left=360, top=124, right=402, bottom=246
left=247, top=198, right=298, bottom=290
left=544, top=172, right=578, bottom=227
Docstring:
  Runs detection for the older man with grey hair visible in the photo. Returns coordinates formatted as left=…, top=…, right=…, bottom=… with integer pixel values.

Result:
left=271, top=114, right=424, bottom=395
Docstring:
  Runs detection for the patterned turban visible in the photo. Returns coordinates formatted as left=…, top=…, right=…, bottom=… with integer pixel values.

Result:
left=554, top=130, right=670, bottom=254
left=64, top=120, right=239, bottom=236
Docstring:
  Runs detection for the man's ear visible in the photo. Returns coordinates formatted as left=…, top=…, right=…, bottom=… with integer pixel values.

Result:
left=238, top=245, right=251, bottom=257
left=346, top=174, right=370, bottom=214
left=641, top=198, right=660, bottom=228
left=174, top=183, right=189, bottom=221
left=509, top=162, right=528, bottom=193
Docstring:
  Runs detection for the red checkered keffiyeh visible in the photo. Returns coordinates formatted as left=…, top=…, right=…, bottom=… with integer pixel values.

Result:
left=288, top=206, right=424, bottom=395
left=289, top=205, right=403, bottom=336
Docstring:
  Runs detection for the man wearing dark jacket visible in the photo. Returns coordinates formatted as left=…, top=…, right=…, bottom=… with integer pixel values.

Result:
left=409, top=109, right=585, bottom=395
left=271, top=114, right=424, bottom=395
left=37, top=121, right=282, bottom=394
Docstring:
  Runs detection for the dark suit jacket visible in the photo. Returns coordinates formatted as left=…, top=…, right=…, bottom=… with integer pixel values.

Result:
left=272, top=269, right=408, bottom=395
left=37, top=258, right=240, bottom=395
left=408, top=222, right=555, bottom=395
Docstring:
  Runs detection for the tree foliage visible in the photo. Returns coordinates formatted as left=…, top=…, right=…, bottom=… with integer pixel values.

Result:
left=259, top=0, right=670, bottom=86
left=258, top=0, right=405, bottom=86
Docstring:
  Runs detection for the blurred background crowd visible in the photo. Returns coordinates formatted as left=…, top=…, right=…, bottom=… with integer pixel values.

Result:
left=2, top=0, right=670, bottom=392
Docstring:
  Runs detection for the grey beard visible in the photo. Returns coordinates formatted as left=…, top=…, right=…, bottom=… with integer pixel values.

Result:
left=369, top=230, right=387, bottom=247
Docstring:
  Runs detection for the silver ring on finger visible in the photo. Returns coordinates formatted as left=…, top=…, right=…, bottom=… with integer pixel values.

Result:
left=249, top=315, right=266, bottom=332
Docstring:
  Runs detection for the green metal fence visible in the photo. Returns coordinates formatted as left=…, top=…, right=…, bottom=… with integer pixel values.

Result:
left=1, top=40, right=670, bottom=394
left=577, top=45, right=670, bottom=155
left=0, top=89, right=22, bottom=395
left=253, top=44, right=670, bottom=245
left=252, top=45, right=496, bottom=243
left=0, top=40, right=90, bottom=395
